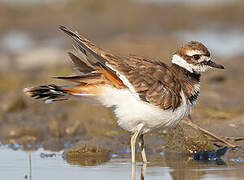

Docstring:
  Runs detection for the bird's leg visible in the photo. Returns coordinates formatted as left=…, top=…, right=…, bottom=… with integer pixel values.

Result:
left=138, top=135, right=147, bottom=163
left=131, top=124, right=144, bottom=164
left=132, top=161, right=136, bottom=180
left=140, top=163, right=147, bottom=180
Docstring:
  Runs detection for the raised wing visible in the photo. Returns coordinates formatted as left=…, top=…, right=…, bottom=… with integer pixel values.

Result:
left=59, top=26, right=182, bottom=110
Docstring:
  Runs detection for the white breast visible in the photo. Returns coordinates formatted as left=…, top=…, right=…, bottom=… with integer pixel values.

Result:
left=98, top=86, right=193, bottom=134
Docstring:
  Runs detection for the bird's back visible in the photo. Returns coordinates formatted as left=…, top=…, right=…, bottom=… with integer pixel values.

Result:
left=24, top=26, right=197, bottom=133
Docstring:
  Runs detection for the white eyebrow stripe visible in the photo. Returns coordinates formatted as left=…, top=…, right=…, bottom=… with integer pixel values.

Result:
left=199, top=56, right=211, bottom=62
left=186, top=50, right=202, bottom=56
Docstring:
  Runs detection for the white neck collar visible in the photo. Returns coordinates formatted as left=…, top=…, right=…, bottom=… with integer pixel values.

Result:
left=172, top=54, right=194, bottom=73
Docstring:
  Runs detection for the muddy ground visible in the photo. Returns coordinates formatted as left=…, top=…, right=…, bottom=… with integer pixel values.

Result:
left=0, top=0, right=244, bottom=164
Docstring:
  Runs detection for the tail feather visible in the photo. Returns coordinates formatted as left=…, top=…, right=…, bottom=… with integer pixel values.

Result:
left=24, top=26, right=127, bottom=104
left=54, top=73, right=102, bottom=84
left=24, top=83, right=105, bottom=103
left=24, top=84, right=68, bottom=103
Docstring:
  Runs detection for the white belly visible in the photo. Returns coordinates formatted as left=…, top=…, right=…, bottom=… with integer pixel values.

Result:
left=98, top=86, right=193, bottom=134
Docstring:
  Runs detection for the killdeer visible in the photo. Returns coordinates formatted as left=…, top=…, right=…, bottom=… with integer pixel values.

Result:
left=24, top=26, right=224, bottom=164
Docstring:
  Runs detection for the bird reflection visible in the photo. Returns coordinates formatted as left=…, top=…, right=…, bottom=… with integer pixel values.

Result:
left=66, top=155, right=110, bottom=166
left=132, top=163, right=147, bottom=180
left=131, top=151, right=229, bottom=180
left=25, top=152, right=32, bottom=180
left=164, top=151, right=228, bottom=180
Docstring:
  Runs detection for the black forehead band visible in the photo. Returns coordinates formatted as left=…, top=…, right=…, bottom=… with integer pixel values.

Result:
left=205, top=51, right=210, bottom=57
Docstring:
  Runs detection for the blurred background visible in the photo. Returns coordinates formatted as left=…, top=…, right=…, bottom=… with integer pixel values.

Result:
left=0, top=0, right=244, bottom=151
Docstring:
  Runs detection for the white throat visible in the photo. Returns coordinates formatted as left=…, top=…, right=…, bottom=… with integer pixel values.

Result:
left=172, top=54, right=194, bottom=73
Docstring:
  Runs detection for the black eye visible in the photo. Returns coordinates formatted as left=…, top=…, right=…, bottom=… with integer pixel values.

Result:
left=193, top=54, right=200, bottom=60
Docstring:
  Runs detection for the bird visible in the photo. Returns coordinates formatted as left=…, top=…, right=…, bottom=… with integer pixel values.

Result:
left=24, top=25, right=224, bottom=164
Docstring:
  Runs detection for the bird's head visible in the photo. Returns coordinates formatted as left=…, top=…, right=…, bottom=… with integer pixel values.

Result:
left=172, top=41, right=224, bottom=74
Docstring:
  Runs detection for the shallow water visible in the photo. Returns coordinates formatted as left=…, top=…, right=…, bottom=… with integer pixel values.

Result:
left=0, top=146, right=244, bottom=180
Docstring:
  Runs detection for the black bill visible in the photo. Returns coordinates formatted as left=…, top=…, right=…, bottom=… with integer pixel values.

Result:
left=206, top=60, right=224, bottom=69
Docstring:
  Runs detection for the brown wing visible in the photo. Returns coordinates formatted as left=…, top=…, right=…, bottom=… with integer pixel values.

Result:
left=59, top=26, right=182, bottom=109
left=59, top=25, right=119, bottom=67
left=114, top=56, right=182, bottom=110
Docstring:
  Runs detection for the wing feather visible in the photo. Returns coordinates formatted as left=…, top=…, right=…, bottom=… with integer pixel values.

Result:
left=115, top=56, right=183, bottom=110
left=58, top=26, right=182, bottom=109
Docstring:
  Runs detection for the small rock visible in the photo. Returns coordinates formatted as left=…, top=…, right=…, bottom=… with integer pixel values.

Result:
left=193, top=146, right=228, bottom=161
left=65, top=142, right=111, bottom=166
left=165, top=121, right=215, bottom=154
